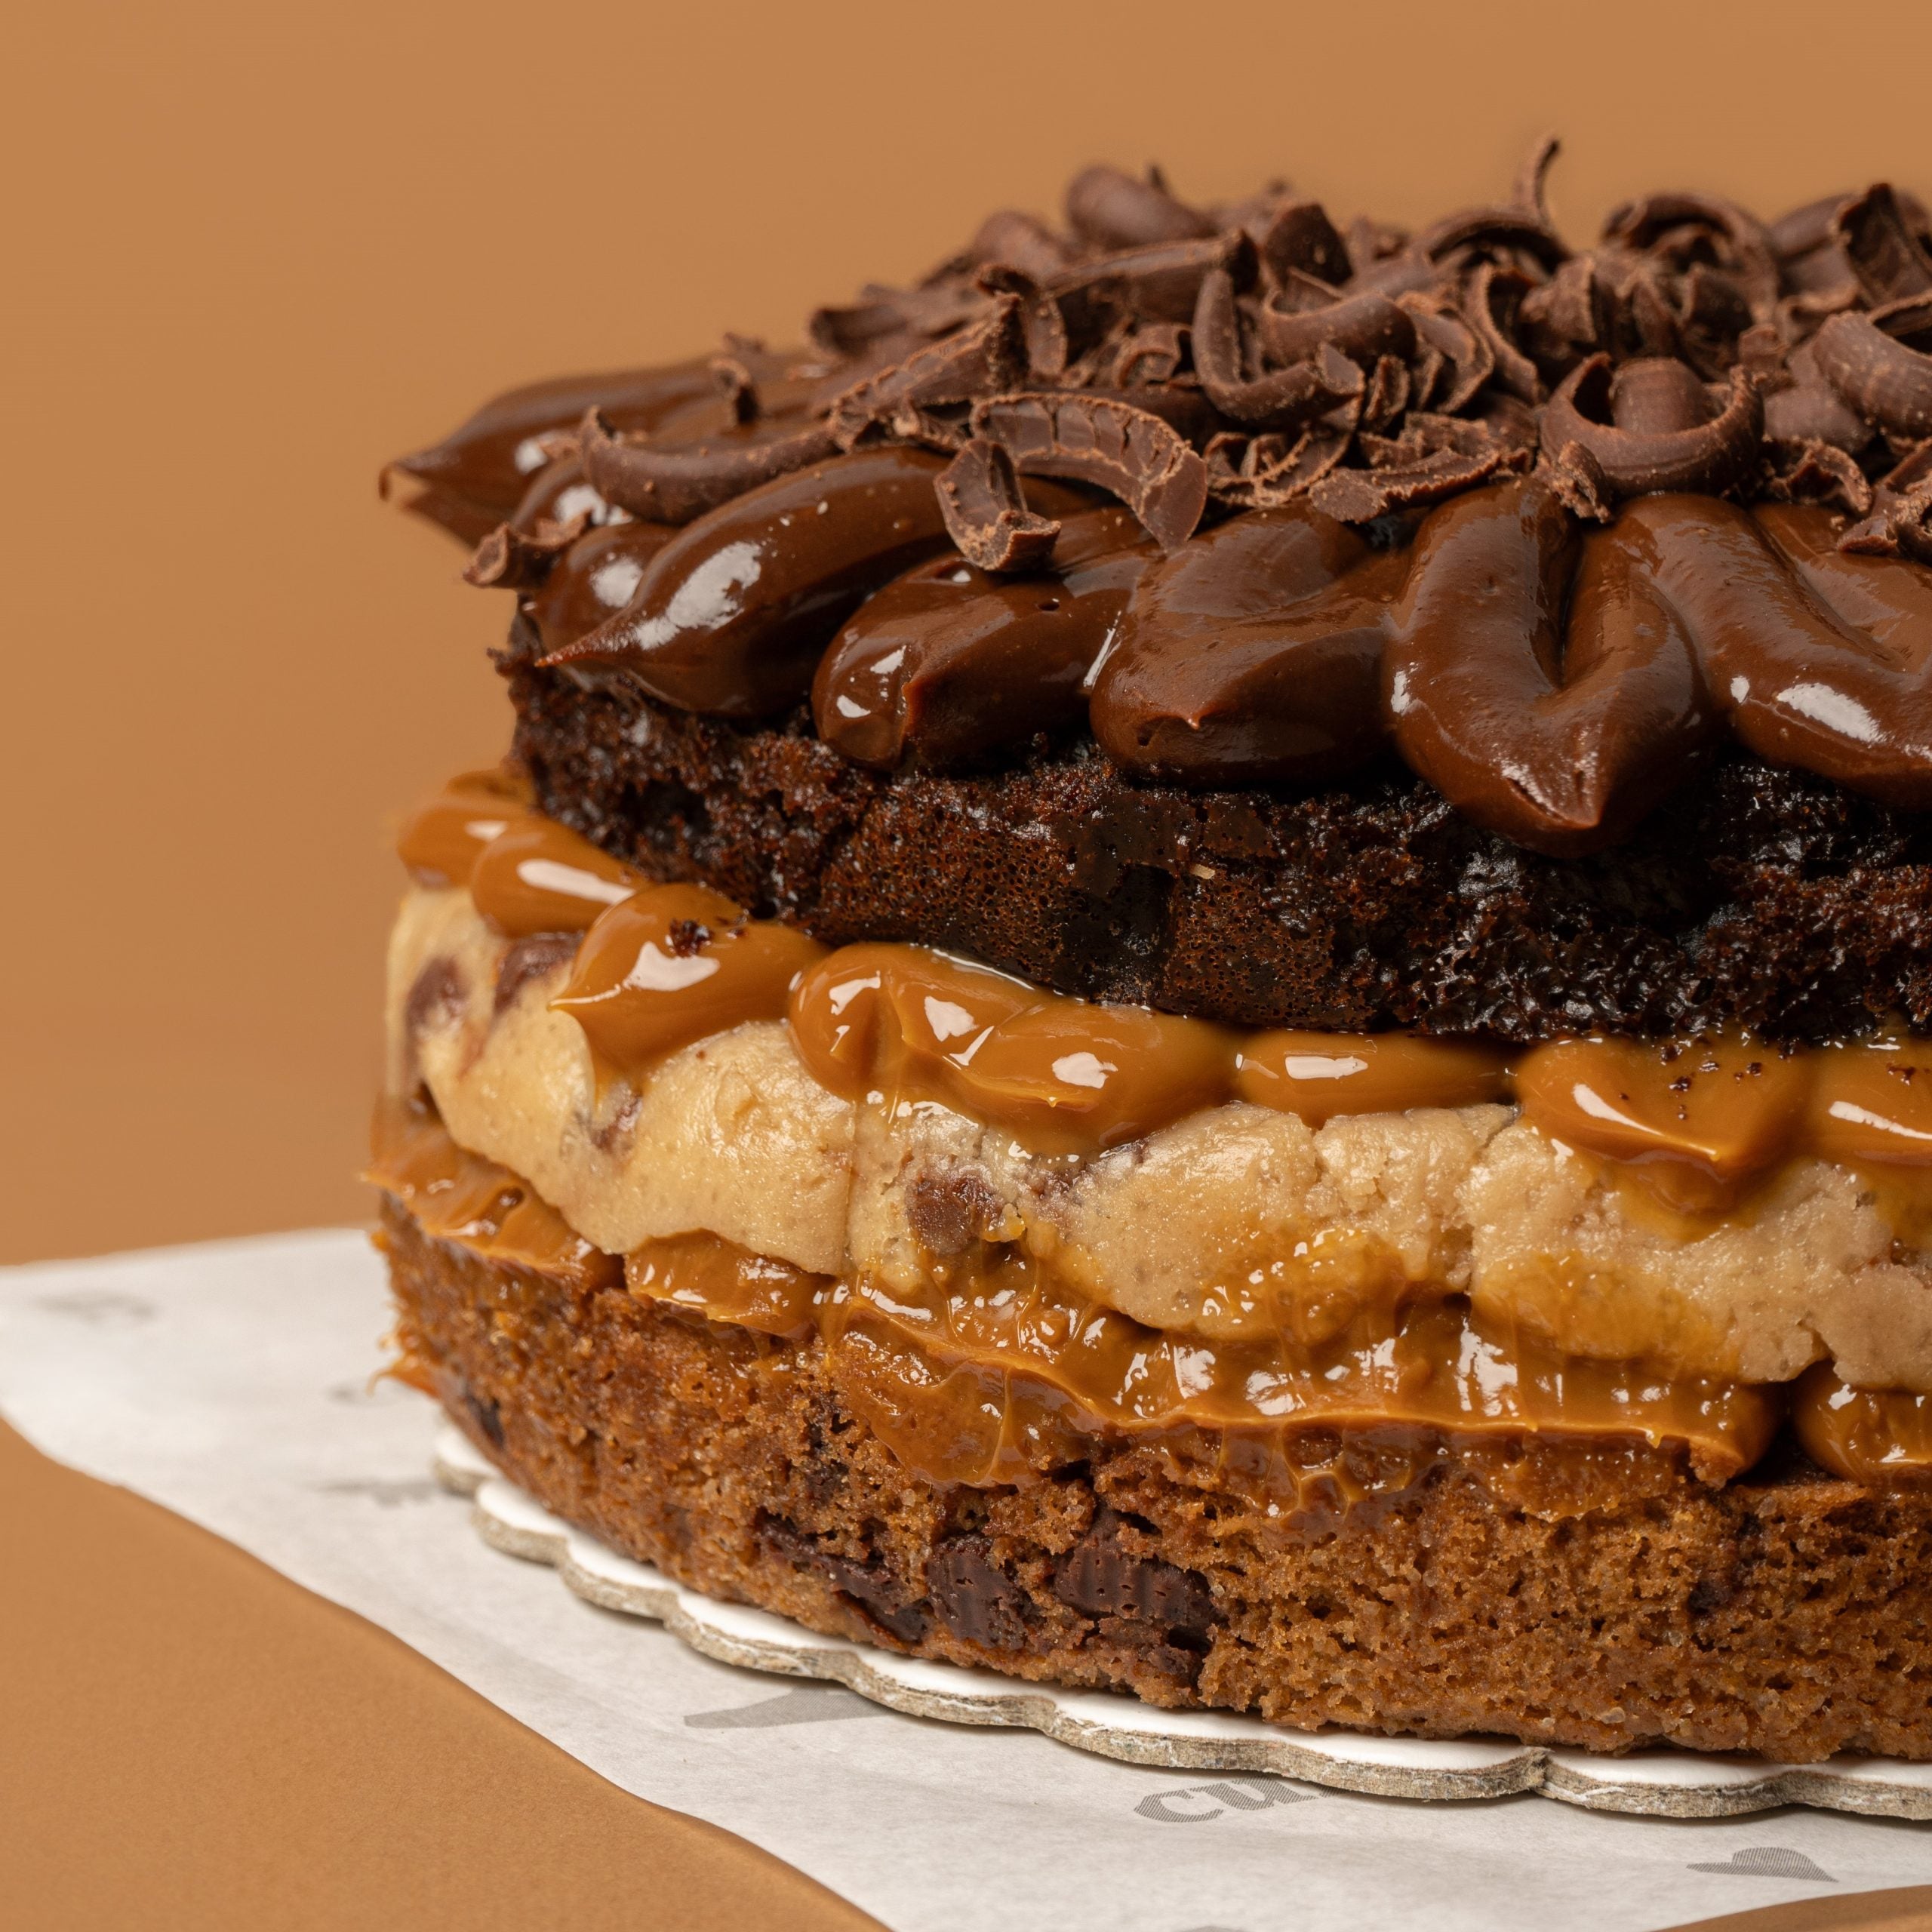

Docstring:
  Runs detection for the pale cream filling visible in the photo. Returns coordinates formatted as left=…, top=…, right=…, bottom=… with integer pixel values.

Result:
left=387, top=885, right=1932, bottom=1391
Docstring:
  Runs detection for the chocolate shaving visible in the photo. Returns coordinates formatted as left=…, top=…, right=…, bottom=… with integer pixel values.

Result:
left=708, top=354, right=761, bottom=425
left=463, top=517, right=583, bottom=589
left=808, top=281, right=989, bottom=360
left=1254, top=287, right=1417, bottom=368
left=1254, top=200, right=1351, bottom=289
left=1831, top=184, right=1932, bottom=306
left=1601, top=192, right=1781, bottom=320
left=1107, top=321, right=1189, bottom=388
left=968, top=209, right=1073, bottom=281
left=1841, top=439, right=1932, bottom=563
left=935, top=437, right=1062, bottom=571
left=1540, top=355, right=1762, bottom=503
left=1543, top=437, right=1616, bottom=521
left=1399, top=294, right=1494, bottom=413
left=1191, top=266, right=1364, bottom=429
left=1359, top=355, right=1411, bottom=432
left=1046, top=235, right=1235, bottom=342
left=1065, top=163, right=1216, bottom=249
left=580, top=406, right=838, bottom=525
left=1310, top=445, right=1506, bottom=522
left=1814, top=301, right=1932, bottom=440
left=971, top=392, right=1208, bottom=552
left=1762, top=376, right=1875, bottom=454
left=1463, top=261, right=1543, bottom=401
left=1201, top=423, right=1352, bottom=508
left=1345, top=248, right=1444, bottom=300
left=828, top=296, right=1027, bottom=450
left=1517, top=254, right=1611, bottom=369
left=1760, top=438, right=1875, bottom=517
left=1416, top=204, right=1567, bottom=270
left=1513, top=134, right=1562, bottom=232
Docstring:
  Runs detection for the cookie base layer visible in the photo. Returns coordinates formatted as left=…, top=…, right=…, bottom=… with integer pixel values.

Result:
left=381, top=1198, right=1932, bottom=1762
left=506, top=651, right=1932, bottom=1044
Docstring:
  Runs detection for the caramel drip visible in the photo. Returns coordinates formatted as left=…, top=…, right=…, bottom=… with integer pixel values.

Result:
left=468, top=816, right=646, bottom=937
left=552, top=884, right=826, bottom=1082
left=1792, top=1365, right=1932, bottom=1484
left=1236, top=1030, right=1511, bottom=1122
left=1517, top=1032, right=1932, bottom=1218
left=395, top=769, right=531, bottom=888
left=399, top=788, right=1932, bottom=1217
left=621, top=1229, right=1778, bottom=1490
left=366, top=1096, right=617, bottom=1288
left=787, top=941, right=1236, bottom=1157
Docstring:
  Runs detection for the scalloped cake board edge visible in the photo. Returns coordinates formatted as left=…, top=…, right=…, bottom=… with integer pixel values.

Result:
left=431, top=1426, right=1932, bottom=1820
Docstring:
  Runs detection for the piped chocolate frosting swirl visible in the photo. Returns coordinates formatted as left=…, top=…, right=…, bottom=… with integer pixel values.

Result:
left=388, top=151, right=1932, bottom=855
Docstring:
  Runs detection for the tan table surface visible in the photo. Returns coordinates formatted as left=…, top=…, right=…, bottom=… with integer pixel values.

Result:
left=6, top=2, right=1932, bottom=1926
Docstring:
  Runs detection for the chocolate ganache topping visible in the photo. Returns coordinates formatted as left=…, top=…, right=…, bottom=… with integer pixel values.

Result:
left=388, top=148, right=1932, bottom=854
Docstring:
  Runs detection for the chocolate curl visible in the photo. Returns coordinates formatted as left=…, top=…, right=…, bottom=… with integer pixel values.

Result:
left=1399, top=294, right=1495, bottom=413
left=1513, top=134, right=1563, bottom=232
left=1416, top=203, right=1567, bottom=270
left=1065, top=162, right=1216, bottom=249
left=1191, top=266, right=1364, bottom=430
left=1539, top=355, right=1763, bottom=505
left=1601, top=192, right=1781, bottom=320
left=708, top=354, right=761, bottom=425
left=1310, top=445, right=1507, bottom=523
left=808, top=281, right=990, bottom=360
left=1841, top=441, right=1932, bottom=565
left=971, top=392, right=1208, bottom=554
left=972, top=265, right=1071, bottom=380
left=1202, top=424, right=1352, bottom=509
left=827, top=296, right=1029, bottom=450
left=1254, top=201, right=1351, bottom=290
left=1463, top=261, right=1543, bottom=401
left=1543, top=439, right=1616, bottom=522
left=580, top=406, right=838, bottom=525
left=1759, top=438, right=1875, bottom=518
left=463, top=517, right=583, bottom=589
left=1254, top=288, right=1417, bottom=368
left=1831, top=185, right=1932, bottom=306
left=967, top=209, right=1075, bottom=281
left=1044, top=235, right=1234, bottom=349
left=1518, top=254, right=1613, bottom=370
left=936, top=438, right=1063, bottom=572
left=1814, top=298, right=1932, bottom=441
left=1762, top=371, right=1875, bottom=454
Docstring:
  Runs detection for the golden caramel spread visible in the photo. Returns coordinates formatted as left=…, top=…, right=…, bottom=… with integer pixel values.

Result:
left=1792, top=1366, right=1932, bottom=1484
left=619, top=1225, right=1777, bottom=1487
left=365, top=1094, right=618, bottom=1288
left=556, top=883, right=826, bottom=1084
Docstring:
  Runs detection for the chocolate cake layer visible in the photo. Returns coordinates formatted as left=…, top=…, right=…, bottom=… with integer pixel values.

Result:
left=383, top=1196, right=1932, bottom=1762
left=509, top=654, right=1932, bottom=1043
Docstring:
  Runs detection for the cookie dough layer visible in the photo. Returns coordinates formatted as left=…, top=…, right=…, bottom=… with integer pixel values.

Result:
left=389, top=884, right=1932, bottom=1389
left=384, top=1197, right=1932, bottom=1763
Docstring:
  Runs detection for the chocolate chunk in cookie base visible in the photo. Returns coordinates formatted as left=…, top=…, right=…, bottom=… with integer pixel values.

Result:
left=506, top=655, right=1932, bottom=1046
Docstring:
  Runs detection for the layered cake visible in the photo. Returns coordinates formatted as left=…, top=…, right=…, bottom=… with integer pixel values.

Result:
left=374, top=150, right=1932, bottom=1760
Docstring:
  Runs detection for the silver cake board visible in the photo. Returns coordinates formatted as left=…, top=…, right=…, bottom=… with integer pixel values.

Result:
left=432, top=1426, right=1932, bottom=1820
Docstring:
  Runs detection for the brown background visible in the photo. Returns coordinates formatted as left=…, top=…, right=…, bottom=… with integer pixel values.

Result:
left=7, top=2, right=1932, bottom=1927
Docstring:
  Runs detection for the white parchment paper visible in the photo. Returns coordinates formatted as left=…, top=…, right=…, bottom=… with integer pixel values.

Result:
left=2, top=1229, right=1928, bottom=1932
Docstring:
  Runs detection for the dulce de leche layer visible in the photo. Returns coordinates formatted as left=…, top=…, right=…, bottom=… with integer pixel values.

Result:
left=398, top=774, right=1932, bottom=1215
left=371, top=1103, right=1932, bottom=1499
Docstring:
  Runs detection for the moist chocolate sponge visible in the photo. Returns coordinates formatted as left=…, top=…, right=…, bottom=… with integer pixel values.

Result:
left=386, top=1197, right=1932, bottom=1762
left=509, top=646, right=1932, bottom=1046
